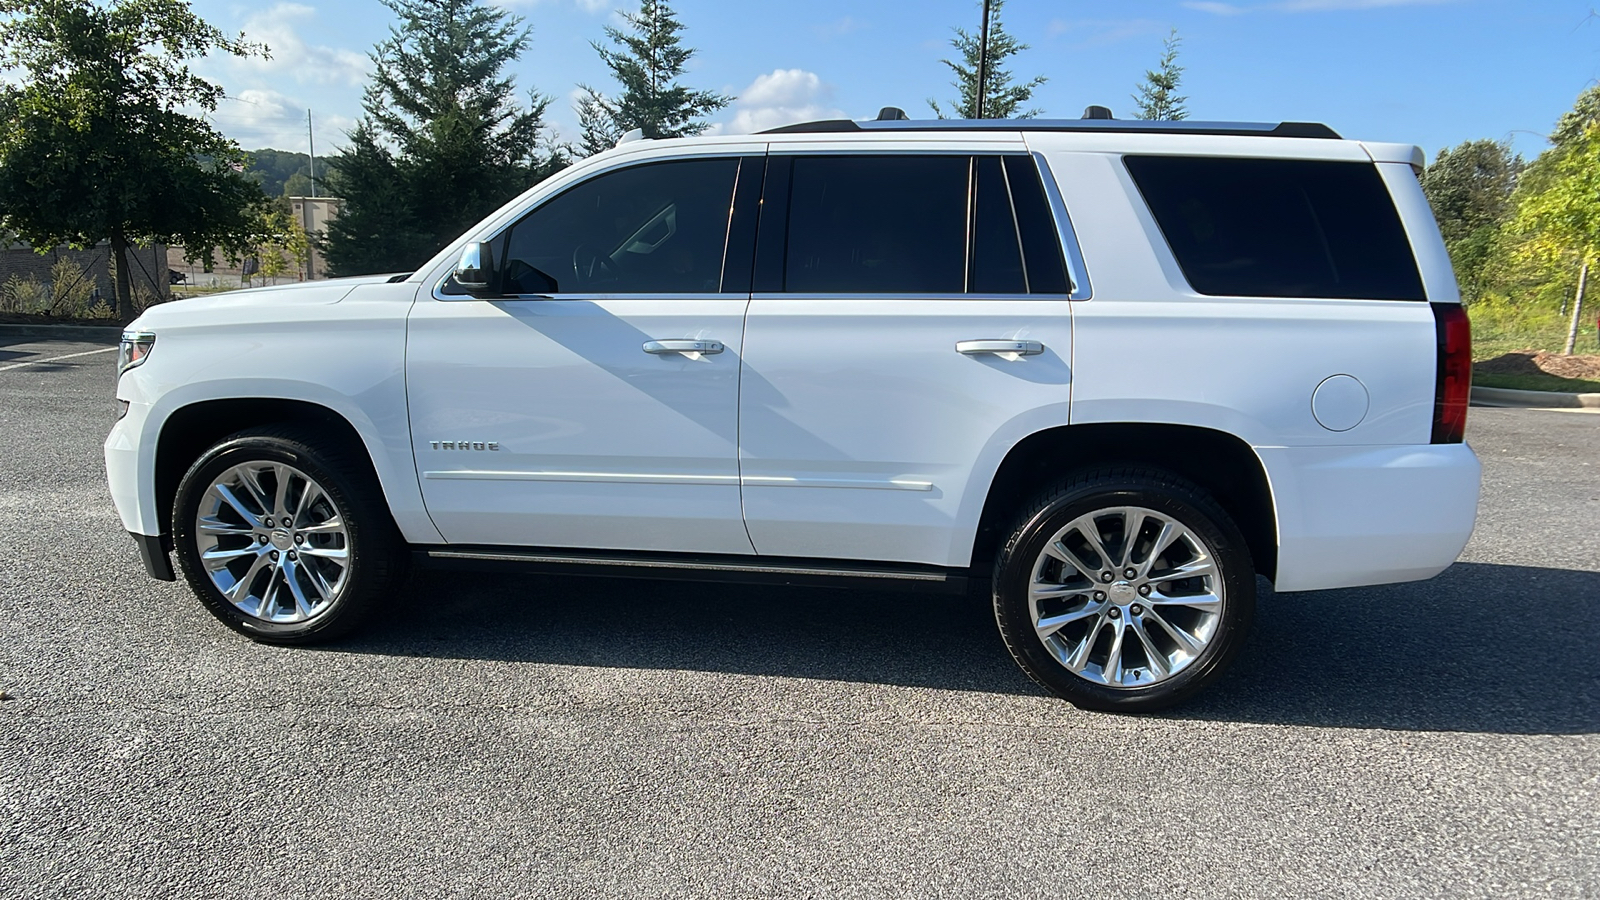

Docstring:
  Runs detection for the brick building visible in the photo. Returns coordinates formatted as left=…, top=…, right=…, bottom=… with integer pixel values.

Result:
left=1, top=239, right=169, bottom=307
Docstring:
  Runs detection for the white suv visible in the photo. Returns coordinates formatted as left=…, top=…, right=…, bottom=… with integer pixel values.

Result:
left=106, top=113, right=1480, bottom=711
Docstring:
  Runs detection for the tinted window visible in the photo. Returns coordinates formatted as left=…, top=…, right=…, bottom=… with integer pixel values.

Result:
left=1003, top=155, right=1071, bottom=294
left=1125, top=156, right=1423, bottom=300
left=785, top=155, right=968, bottom=293
left=500, top=158, right=739, bottom=294
left=971, top=156, right=1026, bottom=294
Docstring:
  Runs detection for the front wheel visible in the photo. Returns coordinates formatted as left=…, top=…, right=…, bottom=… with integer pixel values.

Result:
left=172, top=426, right=405, bottom=644
left=991, top=469, right=1255, bottom=712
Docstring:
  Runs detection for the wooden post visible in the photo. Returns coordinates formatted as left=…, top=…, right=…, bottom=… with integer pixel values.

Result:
left=1564, top=258, right=1588, bottom=356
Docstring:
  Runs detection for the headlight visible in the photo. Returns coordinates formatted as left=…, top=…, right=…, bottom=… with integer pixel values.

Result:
left=117, top=331, right=156, bottom=376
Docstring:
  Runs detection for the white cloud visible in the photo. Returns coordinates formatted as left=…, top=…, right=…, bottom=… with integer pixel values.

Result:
left=712, top=69, right=845, bottom=135
left=210, top=89, right=356, bottom=153
left=1182, top=1, right=1246, bottom=14
left=235, top=4, right=368, bottom=87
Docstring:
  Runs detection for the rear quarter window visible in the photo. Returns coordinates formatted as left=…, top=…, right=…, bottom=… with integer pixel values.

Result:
left=1124, top=156, right=1425, bottom=301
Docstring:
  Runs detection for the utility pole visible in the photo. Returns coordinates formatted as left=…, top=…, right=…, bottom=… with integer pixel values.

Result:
left=307, top=108, right=317, bottom=198
left=975, top=0, right=992, bottom=119
left=305, top=109, right=316, bottom=281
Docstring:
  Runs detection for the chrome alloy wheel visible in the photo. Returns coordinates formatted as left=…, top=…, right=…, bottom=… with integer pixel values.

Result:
left=1029, top=505, right=1224, bottom=689
left=193, top=462, right=351, bottom=623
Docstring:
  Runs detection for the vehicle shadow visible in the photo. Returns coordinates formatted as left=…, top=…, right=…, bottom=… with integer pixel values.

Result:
left=341, top=560, right=1599, bottom=735
left=1176, top=561, right=1600, bottom=735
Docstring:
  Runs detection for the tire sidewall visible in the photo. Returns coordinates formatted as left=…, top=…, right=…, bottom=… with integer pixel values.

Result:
left=994, top=475, right=1255, bottom=711
left=172, top=432, right=381, bottom=642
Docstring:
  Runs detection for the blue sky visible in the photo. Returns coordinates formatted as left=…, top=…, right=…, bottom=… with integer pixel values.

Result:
left=191, top=0, right=1600, bottom=164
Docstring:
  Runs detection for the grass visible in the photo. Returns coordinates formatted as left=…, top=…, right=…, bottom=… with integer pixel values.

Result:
left=1469, top=301, right=1600, bottom=360
left=1474, top=371, right=1600, bottom=394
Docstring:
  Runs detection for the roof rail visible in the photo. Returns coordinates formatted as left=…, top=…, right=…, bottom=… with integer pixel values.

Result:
left=759, top=118, right=1341, bottom=140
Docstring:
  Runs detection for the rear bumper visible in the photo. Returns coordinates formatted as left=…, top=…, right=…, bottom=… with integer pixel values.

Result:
left=1262, top=442, right=1481, bottom=592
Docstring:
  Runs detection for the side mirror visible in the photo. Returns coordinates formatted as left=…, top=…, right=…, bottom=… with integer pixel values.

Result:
left=454, top=241, right=495, bottom=295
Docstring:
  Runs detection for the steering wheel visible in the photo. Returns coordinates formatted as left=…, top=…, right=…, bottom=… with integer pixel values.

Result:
left=571, top=244, right=619, bottom=287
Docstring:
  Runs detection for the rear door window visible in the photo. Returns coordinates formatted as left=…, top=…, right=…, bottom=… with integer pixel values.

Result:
left=784, top=155, right=969, bottom=294
left=970, top=156, right=1027, bottom=294
left=1124, top=156, right=1424, bottom=300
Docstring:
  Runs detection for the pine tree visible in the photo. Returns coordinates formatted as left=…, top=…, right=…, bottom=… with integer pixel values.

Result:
left=1132, top=29, right=1189, bottom=121
left=325, top=0, right=567, bottom=275
left=578, top=0, right=731, bottom=150
left=928, top=0, right=1046, bottom=120
left=323, top=123, right=427, bottom=276
left=574, top=90, right=622, bottom=157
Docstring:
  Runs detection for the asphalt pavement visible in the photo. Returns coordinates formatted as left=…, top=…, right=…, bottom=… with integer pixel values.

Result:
left=1, top=334, right=1596, bottom=899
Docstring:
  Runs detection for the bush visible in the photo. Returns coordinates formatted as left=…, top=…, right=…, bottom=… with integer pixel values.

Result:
left=0, top=274, right=48, bottom=313
left=46, top=257, right=106, bottom=317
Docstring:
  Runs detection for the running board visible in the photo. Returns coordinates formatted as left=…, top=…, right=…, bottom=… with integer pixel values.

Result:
left=414, top=546, right=969, bottom=593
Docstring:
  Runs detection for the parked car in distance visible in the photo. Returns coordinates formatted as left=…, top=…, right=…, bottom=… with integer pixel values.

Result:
left=106, top=108, right=1480, bottom=711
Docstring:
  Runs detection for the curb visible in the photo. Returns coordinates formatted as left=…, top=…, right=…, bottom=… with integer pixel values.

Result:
left=1471, top=385, right=1600, bottom=410
left=0, top=323, right=125, bottom=342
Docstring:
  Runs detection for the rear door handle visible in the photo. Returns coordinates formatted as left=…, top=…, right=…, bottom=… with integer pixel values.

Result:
left=643, top=339, right=724, bottom=355
left=956, top=340, right=1044, bottom=356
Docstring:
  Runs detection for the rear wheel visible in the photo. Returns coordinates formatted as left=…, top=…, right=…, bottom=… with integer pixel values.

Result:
left=991, top=469, right=1255, bottom=712
left=172, top=426, right=404, bottom=643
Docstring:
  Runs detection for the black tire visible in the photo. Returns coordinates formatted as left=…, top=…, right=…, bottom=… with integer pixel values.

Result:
left=172, top=425, right=406, bottom=644
left=991, top=468, right=1255, bottom=712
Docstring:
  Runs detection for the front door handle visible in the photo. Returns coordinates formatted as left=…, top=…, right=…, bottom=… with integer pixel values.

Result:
left=643, top=339, right=724, bottom=355
left=956, top=339, right=1044, bottom=356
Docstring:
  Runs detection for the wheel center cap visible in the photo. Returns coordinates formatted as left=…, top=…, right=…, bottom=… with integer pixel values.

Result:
left=270, top=529, right=293, bottom=551
left=1109, top=581, right=1136, bottom=602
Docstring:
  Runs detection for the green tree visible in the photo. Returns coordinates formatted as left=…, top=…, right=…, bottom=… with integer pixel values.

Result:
left=1510, top=124, right=1600, bottom=353
left=325, top=0, right=567, bottom=275
left=1132, top=29, right=1188, bottom=121
left=1551, top=83, right=1600, bottom=150
left=929, top=0, right=1046, bottom=119
left=0, top=0, right=269, bottom=318
left=254, top=202, right=310, bottom=285
left=244, top=148, right=313, bottom=197
left=1421, top=140, right=1521, bottom=303
left=578, top=0, right=731, bottom=148
left=324, top=123, right=423, bottom=275
left=574, top=92, right=622, bottom=158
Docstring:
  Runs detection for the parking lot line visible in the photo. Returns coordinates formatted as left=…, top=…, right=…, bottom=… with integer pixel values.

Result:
left=0, top=346, right=117, bottom=372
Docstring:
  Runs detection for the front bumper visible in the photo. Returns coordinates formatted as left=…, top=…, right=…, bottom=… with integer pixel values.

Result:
left=132, top=532, right=176, bottom=581
left=107, top=395, right=172, bottom=580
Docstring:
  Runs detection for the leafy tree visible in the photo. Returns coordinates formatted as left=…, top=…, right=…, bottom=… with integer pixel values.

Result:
left=1132, top=29, right=1188, bottom=121
left=578, top=0, right=730, bottom=148
left=1551, top=83, right=1600, bottom=150
left=245, top=149, right=308, bottom=196
left=325, top=0, right=567, bottom=275
left=1509, top=124, right=1600, bottom=353
left=929, top=0, right=1046, bottom=119
left=1421, top=140, right=1521, bottom=303
left=0, top=0, right=269, bottom=318
left=254, top=202, right=310, bottom=285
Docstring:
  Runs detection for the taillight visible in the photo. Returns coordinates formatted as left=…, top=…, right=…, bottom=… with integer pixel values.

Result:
left=1431, top=303, right=1471, bottom=443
